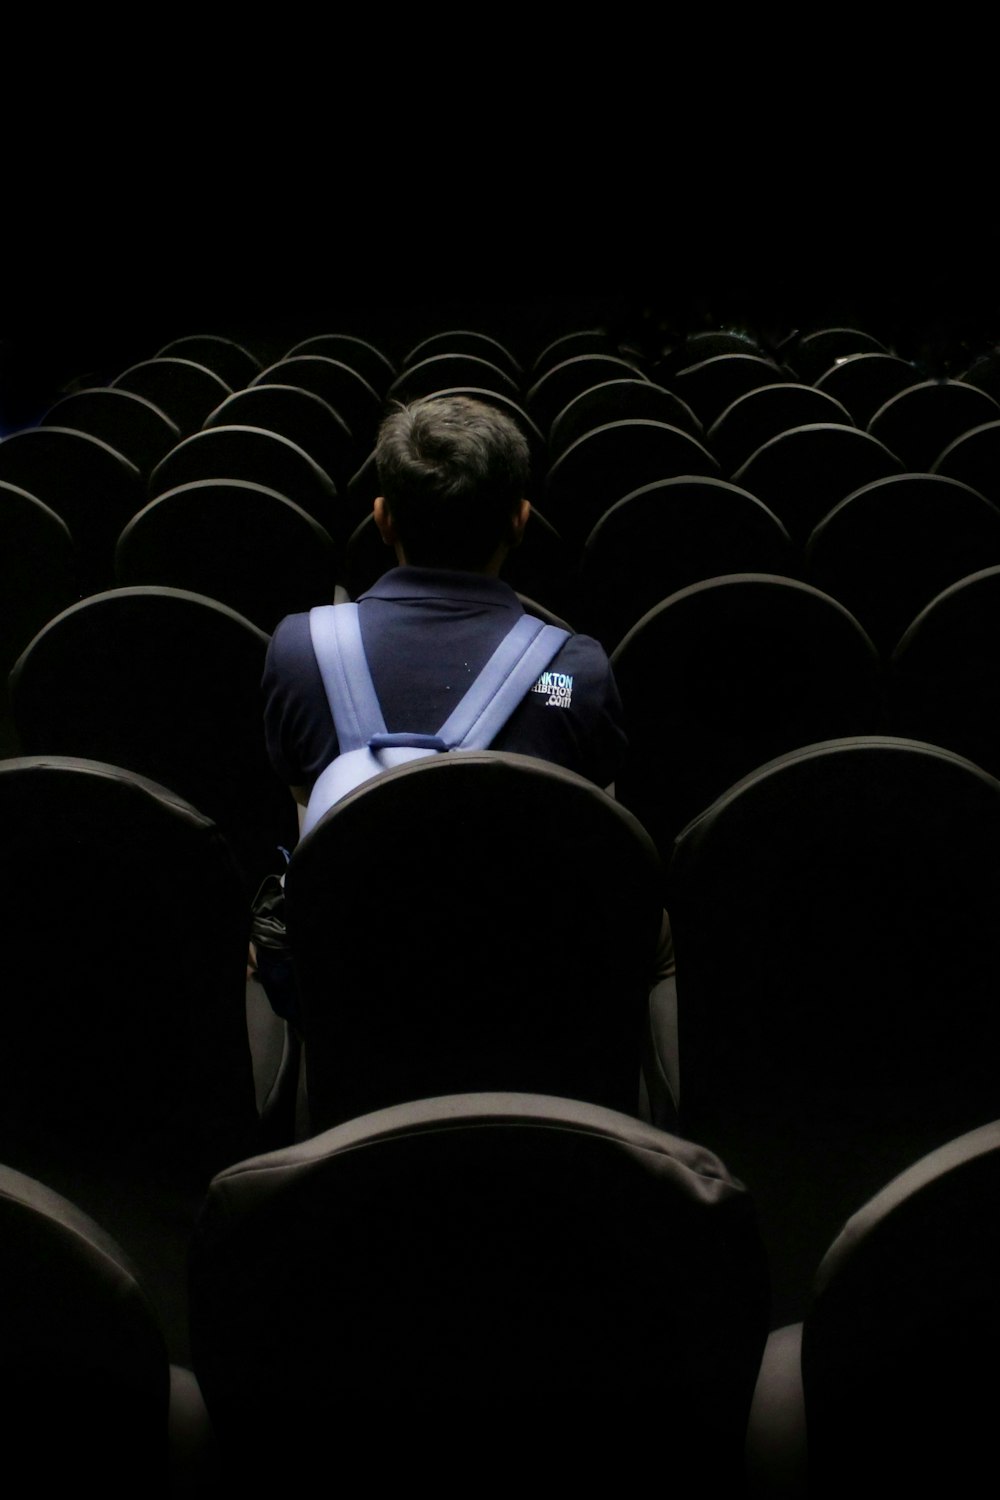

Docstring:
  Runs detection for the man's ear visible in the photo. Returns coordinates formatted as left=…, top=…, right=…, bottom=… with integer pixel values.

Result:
left=373, top=496, right=396, bottom=548
left=509, top=498, right=531, bottom=549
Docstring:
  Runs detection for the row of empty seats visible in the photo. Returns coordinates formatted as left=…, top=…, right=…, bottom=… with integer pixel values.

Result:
left=7, top=1094, right=999, bottom=1494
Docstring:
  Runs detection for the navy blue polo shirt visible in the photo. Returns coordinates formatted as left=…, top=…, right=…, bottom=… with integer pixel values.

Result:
left=263, top=566, right=627, bottom=791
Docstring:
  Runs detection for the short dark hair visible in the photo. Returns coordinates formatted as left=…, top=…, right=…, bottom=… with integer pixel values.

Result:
left=375, top=395, right=530, bottom=570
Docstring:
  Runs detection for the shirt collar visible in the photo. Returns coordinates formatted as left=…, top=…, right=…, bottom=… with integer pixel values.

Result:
left=360, top=565, right=522, bottom=611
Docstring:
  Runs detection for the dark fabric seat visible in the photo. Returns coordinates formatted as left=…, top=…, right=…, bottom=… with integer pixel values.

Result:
left=41, top=387, right=181, bottom=477
left=747, top=1120, right=1000, bottom=1497
left=252, top=356, right=383, bottom=456
left=889, top=563, right=1000, bottom=778
left=387, top=353, right=521, bottom=405
left=784, top=325, right=889, bottom=382
left=115, top=479, right=339, bottom=634
left=549, top=377, right=703, bottom=459
left=285, top=333, right=396, bottom=394
left=401, top=328, right=520, bottom=379
left=867, top=377, right=1000, bottom=471
left=156, top=333, right=261, bottom=389
left=805, top=472, right=1000, bottom=655
left=202, top=383, right=355, bottom=493
left=580, top=476, right=793, bottom=651
left=667, top=736, right=1000, bottom=1325
left=525, top=353, right=646, bottom=435
left=0, top=757, right=261, bottom=1360
left=189, top=1091, right=770, bottom=1489
left=0, top=425, right=143, bottom=592
left=112, top=357, right=232, bottom=434
left=611, top=574, right=882, bottom=871
left=0, top=482, right=77, bottom=705
left=0, top=1161, right=181, bottom=1497
left=529, top=328, right=617, bottom=377
left=670, top=352, right=787, bottom=428
left=9, top=586, right=297, bottom=895
left=732, top=422, right=901, bottom=541
left=931, top=416, right=1000, bottom=505
left=284, top=752, right=664, bottom=1131
left=148, top=423, right=341, bottom=536
left=545, top=418, right=720, bottom=546
left=706, top=382, right=854, bottom=476
left=814, top=349, right=922, bottom=425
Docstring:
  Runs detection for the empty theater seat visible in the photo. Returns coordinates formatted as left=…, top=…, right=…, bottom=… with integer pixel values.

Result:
left=610, top=573, right=883, bottom=870
left=189, top=1092, right=770, bottom=1490
left=747, top=1119, right=1000, bottom=1497
left=9, top=585, right=297, bottom=894
left=666, top=735, right=1000, bottom=1324
left=0, top=1160, right=206, bottom=1498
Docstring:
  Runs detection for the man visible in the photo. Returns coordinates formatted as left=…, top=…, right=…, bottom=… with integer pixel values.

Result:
left=262, top=394, right=627, bottom=810
left=259, top=393, right=676, bottom=1120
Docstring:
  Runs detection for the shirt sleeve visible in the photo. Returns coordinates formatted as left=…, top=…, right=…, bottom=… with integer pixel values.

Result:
left=492, top=631, right=629, bottom=790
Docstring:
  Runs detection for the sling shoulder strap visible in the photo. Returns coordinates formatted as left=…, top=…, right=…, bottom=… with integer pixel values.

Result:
left=308, top=603, right=570, bottom=753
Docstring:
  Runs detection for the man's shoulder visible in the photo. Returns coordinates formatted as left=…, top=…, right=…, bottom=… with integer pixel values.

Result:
left=548, top=628, right=615, bottom=678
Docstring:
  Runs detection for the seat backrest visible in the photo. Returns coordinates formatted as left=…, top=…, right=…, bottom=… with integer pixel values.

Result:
left=581, top=477, right=793, bottom=651
left=610, top=574, right=883, bottom=868
left=670, top=351, right=786, bottom=427
left=0, top=1162, right=173, bottom=1497
left=805, top=472, right=1000, bottom=654
left=525, top=353, right=645, bottom=434
left=148, top=424, right=339, bottom=534
left=0, top=481, right=77, bottom=692
left=889, top=563, right=1000, bottom=777
left=285, top=752, right=664, bottom=1129
left=115, top=478, right=339, bottom=634
left=545, top=418, right=720, bottom=545
left=252, top=355, right=382, bottom=453
left=802, top=1120, right=1000, bottom=1495
left=867, top=377, right=1000, bottom=471
left=387, top=352, right=520, bottom=405
left=202, top=382, right=354, bottom=492
left=0, top=756, right=260, bottom=1179
left=112, top=357, right=231, bottom=434
left=189, top=1092, right=770, bottom=1488
left=401, top=329, right=520, bottom=378
left=667, top=735, right=1000, bottom=1320
left=785, top=325, right=889, bottom=382
left=9, top=586, right=297, bottom=893
left=0, top=426, right=143, bottom=592
left=732, top=422, right=902, bottom=542
left=549, top=377, right=702, bottom=458
left=41, top=387, right=181, bottom=477
left=285, top=333, right=397, bottom=393
left=931, top=416, right=1000, bottom=505
left=156, top=333, right=261, bottom=388
left=706, top=381, right=854, bottom=476
left=814, top=350, right=922, bottom=425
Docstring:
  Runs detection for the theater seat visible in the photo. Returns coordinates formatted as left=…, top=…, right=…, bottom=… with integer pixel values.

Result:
left=747, top=1120, right=1000, bottom=1496
left=611, top=574, right=882, bottom=871
left=667, top=735, right=1000, bottom=1324
left=284, top=751, right=664, bottom=1130
left=0, top=1161, right=212, bottom=1497
left=9, top=586, right=297, bottom=895
left=189, top=1092, right=770, bottom=1490
left=0, top=756, right=262, bottom=1362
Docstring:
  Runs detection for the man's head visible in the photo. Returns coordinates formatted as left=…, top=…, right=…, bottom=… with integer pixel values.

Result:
left=373, top=395, right=531, bottom=573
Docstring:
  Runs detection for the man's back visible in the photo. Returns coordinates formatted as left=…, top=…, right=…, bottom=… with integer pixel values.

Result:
left=263, top=565, right=626, bottom=795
